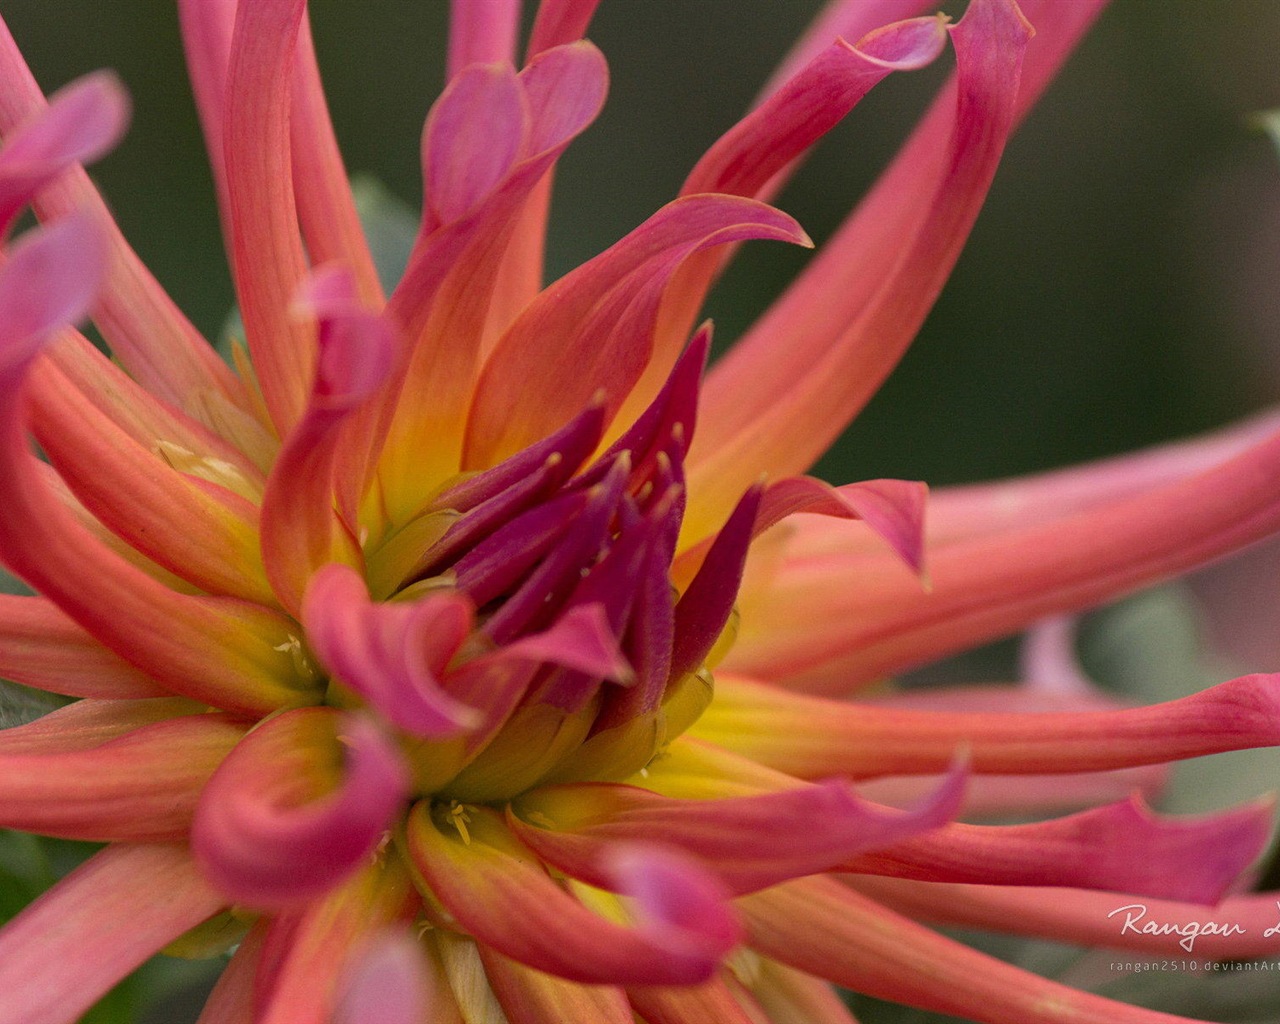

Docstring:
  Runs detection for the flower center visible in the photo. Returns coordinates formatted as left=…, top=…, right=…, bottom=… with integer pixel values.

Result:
left=301, top=351, right=754, bottom=807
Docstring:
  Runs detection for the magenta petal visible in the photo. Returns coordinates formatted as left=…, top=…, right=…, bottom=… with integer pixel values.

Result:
left=0, top=71, right=130, bottom=232
left=503, top=602, right=634, bottom=684
left=583, top=325, right=710, bottom=487
left=424, top=62, right=526, bottom=229
left=483, top=457, right=630, bottom=642
left=434, top=398, right=606, bottom=513
left=0, top=213, right=106, bottom=362
left=192, top=709, right=410, bottom=909
left=756, top=476, right=928, bottom=575
left=669, top=484, right=762, bottom=681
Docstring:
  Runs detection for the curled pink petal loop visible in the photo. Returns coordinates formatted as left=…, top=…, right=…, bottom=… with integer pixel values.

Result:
left=192, top=708, right=410, bottom=909
left=303, top=563, right=481, bottom=738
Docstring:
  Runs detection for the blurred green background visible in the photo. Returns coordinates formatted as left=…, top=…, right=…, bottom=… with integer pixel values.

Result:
left=3, top=1, right=1280, bottom=1022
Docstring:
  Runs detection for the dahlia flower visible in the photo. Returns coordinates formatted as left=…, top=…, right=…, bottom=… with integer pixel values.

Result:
left=2, top=1, right=1280, bottom=1022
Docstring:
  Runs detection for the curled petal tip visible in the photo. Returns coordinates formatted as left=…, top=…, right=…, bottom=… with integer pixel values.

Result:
left=0, top=212, right=108, bottom=370
left=605, top=842, right=741, bottom=971
left=852, top=14, right=950, bottom=71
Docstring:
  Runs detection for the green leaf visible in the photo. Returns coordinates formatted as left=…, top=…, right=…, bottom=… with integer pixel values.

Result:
left=349, top=174, right=419, bottom=294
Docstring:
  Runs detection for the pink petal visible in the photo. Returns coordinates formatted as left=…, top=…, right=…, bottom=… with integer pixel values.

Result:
left=192, top=708, right=410, bottom=908
left=0, top=70, right=129, bottom=232
left=291, top=16, right=384, bottom=305
left=0, top=595, right=167, bottom=698
left=0, top=845, right=226, bottom=1024
left=481, top=40, right=613, bottom=358
left=29, top=354, right=273, bottom=603
left=688, top=0, right=1034, bottom=537
left=926, top=408, right=1280, bottom=546
left=254, top=863, right=414, bottom=1024
left=404, top=803, right=739, bottom=985
left=177, top=0, right=236, bottom=229
left=859, top=764, right=1170, bottom=820
left=0, top=710, right=245, bottom=841
left=513, top=762, right=964, bottom=895
left=502, top=602, right=634, bottom=683
left=694, top=672, right=1280, bottom=778
left=730, top=424, right=1280, bottom=692
left=303, top=563, right=481, bottom=738
left=374, top=42, right=608, bottom=520
left=336, top=930, right=435, bottom=1024
left=425, top=63, right=527, bottom=229
left=0, top=219, right=302, bottom=714
left=479, top=945, right=634, bottom=1024
left=447, top=0, right=521, bottom=80
left=527, top=0, right=602, bottom=57
left=626, top=979, right=762, bottom=1024
left=743, top=875, right=1208, bottom=1024
left=624, top=14, right=948, bottom=435
left=686, top=17, right=947, bottom=200
left=0, top=212, right=105, bottom=352
left=848, top=794, right=1273, bottom=905
left=754, top=476, right=928, bottom=575
left=259, top=266, right=396, bottom=615
left=464, top=195, right=809, bottom=470
left=855, top=875, right=1280, bottom=961
left=0, top=19, right=246, bottom=414
left=223, top=0, right=312, bottom=432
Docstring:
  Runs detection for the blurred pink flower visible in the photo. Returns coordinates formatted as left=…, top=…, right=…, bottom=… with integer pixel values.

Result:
left=0, top=2, right=1278, bottom=1023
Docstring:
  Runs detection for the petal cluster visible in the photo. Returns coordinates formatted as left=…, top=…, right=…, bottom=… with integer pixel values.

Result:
left=0, top=2, right=1277, bottom=1024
